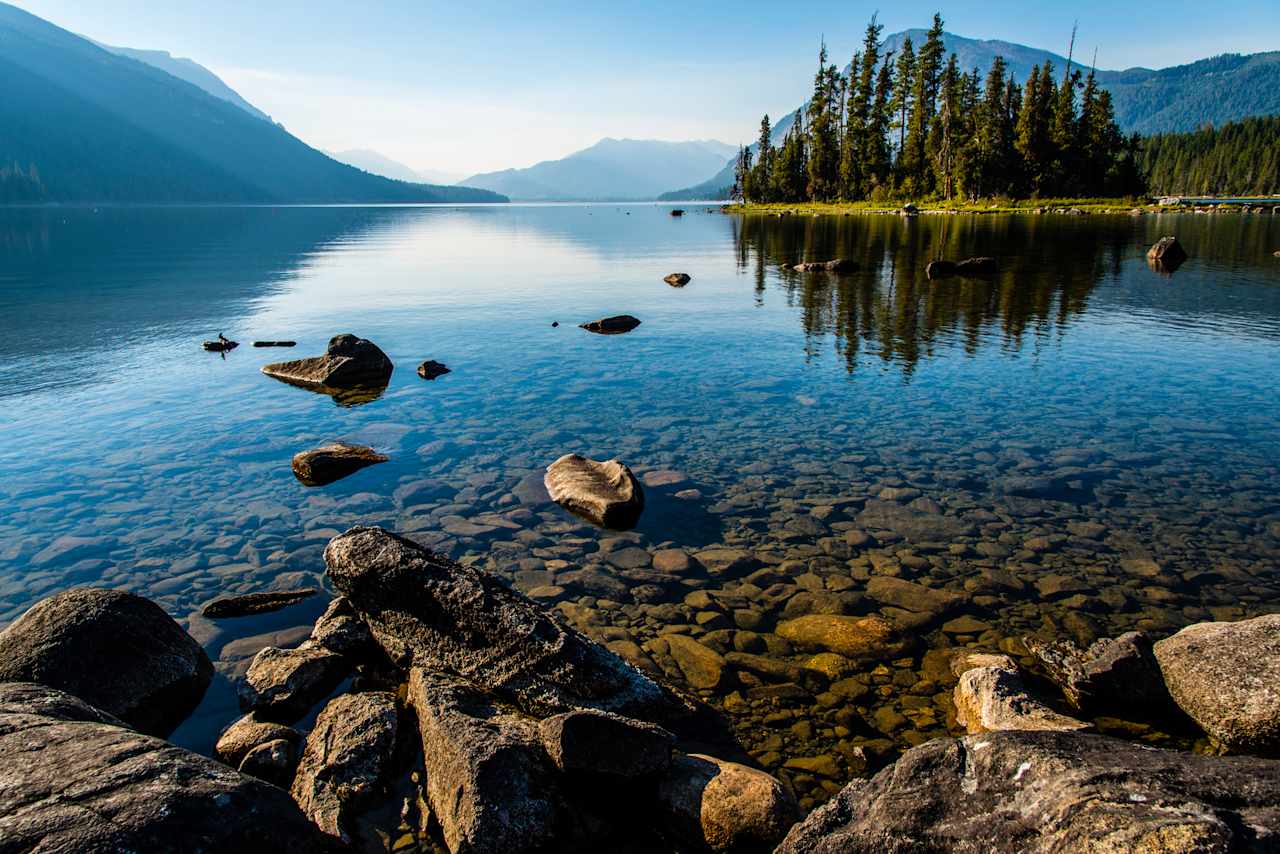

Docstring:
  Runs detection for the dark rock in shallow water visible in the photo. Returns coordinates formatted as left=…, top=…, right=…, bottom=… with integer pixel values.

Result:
left=0, top=587, right=212, bottom=737
left=408, top=669, right=568, bottom=854
left=253, top=340, right=296, bottom=347
left=238, top=642, right=350, bottom=722
left=324, top=526, right=687, bottom=722
left=308, top=596, right=375, bottom=657
left=670, top=209, right=685, bottom=216
left=656, top=753, right=798, bottom=853
left=1147, top=236, right=1188, bottom=273
left=791, top=259, right=856, bottom=272
left=416, top=359, right=450, bottom=379
left=956, top=256, right=998, bottom=275
left=1155, top=614, right=1280, bottom=753
left=777, top=731, right=1280, bottom=853
left=202, top=587, right=319, bottom=618
left=579, top=315, right=642, bottom=334
left=544, top=453, right=645, bottom=530
left=291, top=442, right=388, bottom=487
left=0, top=683, right=331, bottom=852
left=539, top=708, right=675, bottom=778
left=215, top=712, right=302, bottom=768
left=202, top=336, right=239, bottom=352
left=291, top=691, right=400, bottom=844
left=262, top=333, right=394, bottom=390
left=1025, top=631, right=1170, bottom=715
left=925, top=260, right=956, bottom=279
left=664, top=273, right=692, bottom=286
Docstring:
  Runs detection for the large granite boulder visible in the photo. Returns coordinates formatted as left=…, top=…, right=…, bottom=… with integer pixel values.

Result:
left=291, top=443, right=388, bottom=487
left=407, top=669, right=568, bottom=854
left=291, top=691, right=401, bottom=844
left=325, top=526, right=685, bottom=722
left=262, top=334, right=393, bottom=390
left=238, top=642, right=350, bottom=722
left=0, top=682, right=332, bottom=852
left=544, top=453, right=645, bottom=530
left=539, top=708, right=675, bottom=778
left=656, top=753, right=798, bottom=852
left=1024, top=631, right=1170, bottom=714
left=1154, top=614, right=1280, bottom=753
left=778, top=731, right=1280, bottom=853
left=0, top=588, right=212, bottom=737
left=953, top=663, right=1089, bottom=735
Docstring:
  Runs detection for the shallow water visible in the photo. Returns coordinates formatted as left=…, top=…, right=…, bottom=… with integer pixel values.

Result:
left=1, top=204, right=1278, bottom=806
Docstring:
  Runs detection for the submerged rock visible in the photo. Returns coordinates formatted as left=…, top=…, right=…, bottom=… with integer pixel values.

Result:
left=417, top=359, right=450, bottom=379
left=291, top=442, right=389, bottom=487
left=538, top=708, right=675, bottom=778
left=664, top=273, right=692, bottom=286
left=262, top=333, right=394, bottom=390
left=777, top=731, right=1280, bottom=853
left=324, top=526, right=685, bottom=722
left=544, top=453, right=645, bottom=530
left=0, top=587, right=213, bottom=737
left=408, top=669, right=567, bottom=854
left=656, top=753, right=798, bottom=853
left=1154, top=614, right=1280, bottom=753
left=665, top=634, right=727, bottom=689
left=202, top=587, right=319, bottom=619
left=775, top=614, right=912, bottom=661
left=291, top=691, right=400, bottom=844
left=0, top=682, right=331, bottom=852
left=1024, top=631, right=1169, bottom=714
left=953, top=662, right=1090, bottom=735
left=579, top=315, right=642, bottom=334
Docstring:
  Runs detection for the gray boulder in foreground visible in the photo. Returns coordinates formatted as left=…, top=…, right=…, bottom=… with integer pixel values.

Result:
left=778, top=731, right=1280, bottom=853
left=325, top=526, right=685, bottom=722
left=0, top=682, right=332, bottom=853
left=544, top=453, right=645, bottom=530
left=1155, top=613, right=1280, bottom=753
left=262, top=333, right=393, bottom=390
left=0, top=587, right=212, bottom=737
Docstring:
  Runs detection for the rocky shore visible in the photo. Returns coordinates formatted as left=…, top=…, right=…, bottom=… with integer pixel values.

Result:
left=1, top=522, right=1278, bottom=851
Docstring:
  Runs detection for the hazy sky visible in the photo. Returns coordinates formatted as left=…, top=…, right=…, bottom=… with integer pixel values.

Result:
left=13, top=0, right=1279, bottom=177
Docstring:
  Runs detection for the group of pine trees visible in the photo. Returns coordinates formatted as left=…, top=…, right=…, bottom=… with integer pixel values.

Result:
left=733, top=14, right=1143, bottom=204
left=1139, top=116, right=1280, bottom=197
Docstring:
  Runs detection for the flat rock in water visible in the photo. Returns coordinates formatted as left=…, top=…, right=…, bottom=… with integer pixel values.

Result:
left=262, top=333, right=393, bottom=390
left=775, top=614, right=912, bottom=661
left=544, top=453, right=645, bottom=530
left=656, top=753, right=798, bottom=853
left=579, top=315, right=642, bottom=334
left=202, top=587, right=319, bottom=619
left=202, top=338, right=239, bottom=352
left=291, top=691, right=400, bottom=844
left=956, top=256, right=998, bottom=275
left=253, top=340, right=296, bottom=347
left=324, top=526, right=686, bottom=722
left=1154, top=614, right=1280, bottom=752
left=291, top=442, right=388, bottom=487
left=0, top=587, right=212, bottom=737
left=0, top=682, right=331, bottom=852
left=664, top=273, right=691, bottom=286
left=791, top=259, right=856, bottom=272
left=777, top=731, right=1280, bottom=853
left=416, top=359, right=450, bottom=379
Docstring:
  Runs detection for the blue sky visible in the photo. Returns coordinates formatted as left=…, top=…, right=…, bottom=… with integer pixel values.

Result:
left=13, top=0, right=1279, bottom=177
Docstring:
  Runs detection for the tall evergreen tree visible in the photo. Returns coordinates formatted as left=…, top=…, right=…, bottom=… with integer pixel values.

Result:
left=806, top=41, right=842, bottom=201
left=891, top=37, right=916, bottom=178
left=867, top=49, right=896, bottom=195
left=752, top=114, right=774, bottom=203
left=901, top=14, right=946, bottom=196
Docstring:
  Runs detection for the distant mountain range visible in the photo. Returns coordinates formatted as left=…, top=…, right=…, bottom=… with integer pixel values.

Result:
left=459, top=138, right=738, bottom=201
left=327, top=149, right=466, bottom=186
left=92, top=40, right=273, bottom=123
left=0, top=3, right=505, bottom=204
left=661, top=30, right=1280, bottom=200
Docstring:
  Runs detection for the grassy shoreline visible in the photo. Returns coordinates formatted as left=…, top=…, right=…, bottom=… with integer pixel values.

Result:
left=730, top=198, right=1150, bottom=215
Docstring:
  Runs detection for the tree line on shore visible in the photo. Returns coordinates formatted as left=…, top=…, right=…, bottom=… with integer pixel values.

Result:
left=1138, top=116, right=1280, bottom=198
left=736, top=14, right=1215, bottom=205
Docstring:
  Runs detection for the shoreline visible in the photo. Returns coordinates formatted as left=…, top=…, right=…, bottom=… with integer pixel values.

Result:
left=727, top=199, right=1280, bottom=216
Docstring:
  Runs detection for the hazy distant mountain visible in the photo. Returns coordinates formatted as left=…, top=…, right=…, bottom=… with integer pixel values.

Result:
left=460, top=138, right=738, bottom=201
left=328, top=149, right=466, bottom=186
left=662, top=31, right=1280, bottom=200
left=93, top=41, right=272, bottom=122
left=0, top=3, right=505, bottom=204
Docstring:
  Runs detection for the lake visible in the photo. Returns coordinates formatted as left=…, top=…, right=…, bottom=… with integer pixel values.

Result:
left=1, top=204, right=1278, bottom=808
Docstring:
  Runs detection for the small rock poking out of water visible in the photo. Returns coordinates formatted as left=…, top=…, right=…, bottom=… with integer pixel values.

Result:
left=789, top=259, right=856, bottom=272
left=202, top=334, right=238, bottom=352
left=252, top=340, right=296, bottom=348
left=291, top=442, right=388, bottom=487
left=579, top=315, right=642, bottom=335
left=1147, top=236, right=1188, bottom=273
left=901, top=202, right=918, bottom=216
left=664, top=273, right=691, bottom=287
left=201, top=587, right=320, bottom=619
left=928, top=257, right=998, bottom=279
left=925, top=260, right=956, bottom=279
left=670, top=209, right=685, bottom=217
left=261, top=333, right=393, bottom=390
left=551, top=321, right=560, bottom=327
left=544, top=453, right=645, bottom=530
left=416, top=359, right=450, bottom=380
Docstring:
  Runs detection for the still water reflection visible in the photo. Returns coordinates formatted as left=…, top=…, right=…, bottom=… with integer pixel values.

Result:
left=1, top=205, right=1277, bottom=805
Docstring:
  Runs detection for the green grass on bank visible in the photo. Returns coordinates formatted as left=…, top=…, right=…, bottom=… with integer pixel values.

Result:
left=731, top=198, right=1150, bottom=215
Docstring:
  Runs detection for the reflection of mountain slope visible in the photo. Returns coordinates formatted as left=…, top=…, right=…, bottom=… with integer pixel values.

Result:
left=0, top=207, right=423, bottom=397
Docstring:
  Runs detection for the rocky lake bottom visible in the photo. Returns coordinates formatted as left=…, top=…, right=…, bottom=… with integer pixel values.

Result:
left=1, top=204, right=1278, bottom=818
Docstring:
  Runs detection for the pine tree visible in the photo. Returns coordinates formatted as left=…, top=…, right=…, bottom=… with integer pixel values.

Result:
left=840, top=49, right=866, bottom=200
left=891, top=37, right=916, bottom=182
left=929, top=54, right=963, bottom=199
left=752, top=115, right=774, bottom=202
left=775, top=111, right=809, bottom=202
left=868, top=49, right=896, bottom=196
left=732, top=146, right=752, bottom=202
left=806, top=41, right=841, bottom=201
left=902, top=14, right=946, bottom=196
